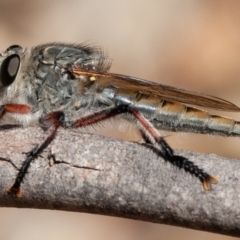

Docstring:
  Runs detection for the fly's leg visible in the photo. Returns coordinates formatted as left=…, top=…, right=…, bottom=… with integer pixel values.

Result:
left=0, top=104, right=31, bottom=130
left=7, top=111, right=64, bottom=197
left=131, top=109, right=218, bottom=190
left=72, top=105, right=130, bottom=127
left=0, top=104, right=32, bottom=118
left=8, top=106, right=127, bottom=197
left=0, top=103, right=31, bottom=196
left=72, top=105, right=218, bottom=190
left=6, top=104, right=218, bottom=197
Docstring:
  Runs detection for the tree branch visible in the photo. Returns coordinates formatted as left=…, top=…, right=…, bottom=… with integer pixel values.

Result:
left=0, top=127, right=239, bottom=237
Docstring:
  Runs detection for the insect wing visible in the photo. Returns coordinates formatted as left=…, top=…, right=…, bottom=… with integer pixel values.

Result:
left=71, top=67, right=240, bottom=112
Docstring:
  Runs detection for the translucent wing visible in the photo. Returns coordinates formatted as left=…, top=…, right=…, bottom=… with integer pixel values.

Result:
left=72, top=67, right=240, bottom=112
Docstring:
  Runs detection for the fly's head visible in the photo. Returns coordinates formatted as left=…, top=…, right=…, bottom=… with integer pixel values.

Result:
left=0, top=45, right=29, bottom=103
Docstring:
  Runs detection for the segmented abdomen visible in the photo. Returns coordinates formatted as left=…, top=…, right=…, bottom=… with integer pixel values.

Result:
left=114, top=90, right=240, bottom=137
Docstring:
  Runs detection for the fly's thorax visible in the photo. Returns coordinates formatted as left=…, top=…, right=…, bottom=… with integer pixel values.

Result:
left=31, top=43, right=111, bottom=75
left=21, top=43, right=113, bottom=113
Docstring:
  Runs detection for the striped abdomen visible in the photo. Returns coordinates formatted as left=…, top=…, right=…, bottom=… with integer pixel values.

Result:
left=113, top=90, right=240, bottom=137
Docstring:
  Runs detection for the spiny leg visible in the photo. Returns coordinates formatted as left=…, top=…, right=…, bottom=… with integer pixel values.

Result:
left=0, top=103, right=31, bottom=196
left=7, top=105, right=128, bottom=197
left=131, top=108, right=218, bottom=190
left=72, top=105, right=129, bottom=128
left=6, top=103, right=218, bottom=197
left=0, top=104, right=31, bottom=130
left=0, top=104, right=32, bottom=118
left=72, top=104, right=217, bottom=190
left=7, top=111, right=64, bottom=197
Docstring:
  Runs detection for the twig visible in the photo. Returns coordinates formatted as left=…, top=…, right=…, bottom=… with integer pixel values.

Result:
left=0, top=127, right=239, bottom=237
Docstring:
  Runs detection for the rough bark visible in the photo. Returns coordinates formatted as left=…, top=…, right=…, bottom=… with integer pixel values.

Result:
left=0, top=127, right=239, bottom=237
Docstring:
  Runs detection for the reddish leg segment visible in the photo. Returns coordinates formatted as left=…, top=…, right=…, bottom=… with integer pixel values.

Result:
left=7, top=111, right=64, bottom=197
left=73, top=105, right=217, bottom=190
left=6, top=104, right=217, bottom=197
left=131, top=109, right=218, bottom=190
left=0, top=104, right=31, bottom=119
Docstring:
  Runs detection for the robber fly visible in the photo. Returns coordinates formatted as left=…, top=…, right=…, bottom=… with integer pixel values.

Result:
left=1, top=43, right=239, bottom=197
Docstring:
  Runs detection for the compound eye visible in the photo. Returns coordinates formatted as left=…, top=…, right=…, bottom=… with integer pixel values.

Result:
left=6, top=45, right=22, bottom=53
left=0, top=54, right=20, bottom=87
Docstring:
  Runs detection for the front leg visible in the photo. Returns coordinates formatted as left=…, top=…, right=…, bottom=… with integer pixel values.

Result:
left=7, top=111, right=64, bottom=197
left=0, top=104, right=31, bottom=119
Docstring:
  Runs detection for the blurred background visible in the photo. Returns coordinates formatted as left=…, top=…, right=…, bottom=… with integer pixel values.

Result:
left=0, top=0, right=240, bottom=239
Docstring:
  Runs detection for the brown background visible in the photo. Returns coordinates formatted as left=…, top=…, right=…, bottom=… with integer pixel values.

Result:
left=0, top=1, right=240, bottom=239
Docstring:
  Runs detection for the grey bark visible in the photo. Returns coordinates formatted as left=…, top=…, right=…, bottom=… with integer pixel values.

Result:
left=0, top=127, right=239, bottom=237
